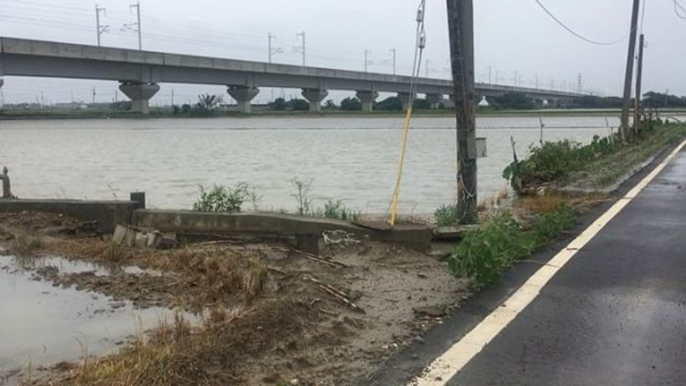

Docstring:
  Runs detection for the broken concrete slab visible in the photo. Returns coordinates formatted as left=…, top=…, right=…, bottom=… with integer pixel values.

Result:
left=132, top=210, right=433, bottom=251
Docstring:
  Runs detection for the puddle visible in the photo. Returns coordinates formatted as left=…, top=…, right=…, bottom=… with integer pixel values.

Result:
left=0, top=255, right=193, bottom=384
left=6, top=255, right=162, bottom=277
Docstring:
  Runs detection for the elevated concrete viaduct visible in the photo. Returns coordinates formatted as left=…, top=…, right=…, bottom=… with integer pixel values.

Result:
left=0, top=37, right=584, bottom=114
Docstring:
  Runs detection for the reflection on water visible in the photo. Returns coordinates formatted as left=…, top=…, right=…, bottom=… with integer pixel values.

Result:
left=0, top=255, right=185, bottom=380
left=0, top=115, right=628, bottom=214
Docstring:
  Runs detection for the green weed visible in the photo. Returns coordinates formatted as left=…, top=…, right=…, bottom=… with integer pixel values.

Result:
left=449, top=204, right=576, bottom=289
left=193, top=183, right=256, bottom=213
left=317, top=200, right=361, bottom=222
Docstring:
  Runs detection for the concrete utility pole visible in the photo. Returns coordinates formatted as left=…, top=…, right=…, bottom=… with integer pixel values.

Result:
left=635, top=34, right=645, bottom=133
left=364, top=50, right=372, bottom=73
left=446, top=0, right=477, bottom=223
left=390, top=48, right=397, bottom=75
left=294, top=31, right=306, bottom=66
left=487, top=65, right=492, bottom=84
left=95, top=5, right=108, bottom=46
left=620, top=0, right=641, bottom=139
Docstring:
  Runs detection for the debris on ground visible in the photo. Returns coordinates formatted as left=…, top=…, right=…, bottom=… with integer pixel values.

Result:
left=0, top=211, right=471, bottom=386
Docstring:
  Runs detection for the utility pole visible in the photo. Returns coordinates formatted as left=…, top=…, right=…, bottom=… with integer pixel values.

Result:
left=95, top=5, right=109, bottom=46
left=487, top=65, right=492, bottom=84
left=124, top=1, right=142, bottom=50
left=447, top=0, right=477, bottom=223
left=634, top=34, right=645, bottom=133
left=390, top=48, right=396, bottom=75
left=171, top=89, right=175, bottom=107
left=620, top=0, right=641, bottom=140
left=364, top=49, right=372, bottom=73
left=514, top=70, right=518, bottom=87
left=268, top=33, right=283, bottom=63
left=294, top=31, right=306, bottom=66
left=92, top=88, right=96, bottom=104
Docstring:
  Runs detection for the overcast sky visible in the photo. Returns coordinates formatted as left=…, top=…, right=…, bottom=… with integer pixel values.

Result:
left=0, top=0, right=685, bottom=105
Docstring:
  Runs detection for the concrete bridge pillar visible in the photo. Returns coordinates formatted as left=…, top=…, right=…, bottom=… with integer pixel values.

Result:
left=119, top=81, right=160, bottom=114
left=398, top=92, right=415, bottom=111
left=356, top=90, right=379, bottom=112
left=426, top=93, right=443, bottom=109
left=227, top=86, right=260, bottom=114
left=301, top=88, right=329, bottom=112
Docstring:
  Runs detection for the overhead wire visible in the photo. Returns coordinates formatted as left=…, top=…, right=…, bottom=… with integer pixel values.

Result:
left=533, top=0, right=633, bottom=45
left=675, top=0, right=686, bottom=19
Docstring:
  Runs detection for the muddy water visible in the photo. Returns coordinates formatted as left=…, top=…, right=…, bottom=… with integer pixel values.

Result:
left=0, top=255, right=188, bottom=382
left=0, top=115, right=670, bottom=214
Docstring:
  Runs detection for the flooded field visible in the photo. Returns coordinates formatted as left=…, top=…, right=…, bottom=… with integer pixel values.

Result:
left=0, top=114, right=644, bottom=214
left=0, top=254, right=191, bottom=384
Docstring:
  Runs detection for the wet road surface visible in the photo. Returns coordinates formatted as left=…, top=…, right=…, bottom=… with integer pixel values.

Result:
left=446, top=149, right=686, bottom=385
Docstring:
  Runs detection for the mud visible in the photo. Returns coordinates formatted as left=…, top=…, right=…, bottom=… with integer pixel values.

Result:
left=0, top=211, right=470, bottom=385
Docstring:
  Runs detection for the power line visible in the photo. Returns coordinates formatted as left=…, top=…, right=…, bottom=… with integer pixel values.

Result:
left=533, top=0, right=632, bottom=46
left=675, top=0, right=686, bottom=19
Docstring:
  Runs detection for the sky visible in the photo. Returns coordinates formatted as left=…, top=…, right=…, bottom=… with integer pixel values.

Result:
left=0, top=0, right=685, bottom=105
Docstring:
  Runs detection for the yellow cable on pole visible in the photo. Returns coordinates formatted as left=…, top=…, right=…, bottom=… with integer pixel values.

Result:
left=389, top=106, right=414, bottom=226
left=388, top=0, right=426, bottom=227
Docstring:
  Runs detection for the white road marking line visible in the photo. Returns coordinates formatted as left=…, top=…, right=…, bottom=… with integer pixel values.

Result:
left=411, top=138, right=686, bottom=386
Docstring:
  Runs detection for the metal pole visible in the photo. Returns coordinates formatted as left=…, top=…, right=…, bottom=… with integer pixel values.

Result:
left=620, top=0, right=641, bottom=139
left=488, top=65, right=492, bottom=84
left=268, top=33, right=272, bottom=63
left=301, top=32, right=306, bottom=66
left=96, top=5, right=101, bottom=46
left=131, top=1, right=142, bottom=50
left=635, top=33, right=645, bottom=134
left=447, top=0, right=477, bottom=223
left=391, top=48, right=396, bottom=75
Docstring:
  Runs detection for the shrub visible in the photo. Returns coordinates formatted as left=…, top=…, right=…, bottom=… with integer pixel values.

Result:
left=449, top=204, right=576, bottom=288
left=193, top=183, right=251, bottom=213
left=435, top=204, right=460, bottom=226
left=503, top=135, right=620, bottom=192
left=291, top=179, right=313, bottom=216
left=449, top=212, right=535, bottom=288
left=319, top=200, right=360, bottom=222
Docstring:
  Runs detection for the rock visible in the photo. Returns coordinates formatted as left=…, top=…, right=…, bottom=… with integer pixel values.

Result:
left=262, top=374, right=281, bottom=383
left=290, top=378, right=300, bottom=385
left=413, top=306, right=446, bottom=318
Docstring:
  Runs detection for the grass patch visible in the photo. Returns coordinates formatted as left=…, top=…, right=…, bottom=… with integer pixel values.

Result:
left=313, top=200, right=361, bottom=222
left=40, top=301, right=311, bottom=386
left=193, top=183, right=260, bottom=213
left=504, top=123, right=686, bottom=193
left=449, top=203, right=576, bottom=289
left=11, top=234, right=45, bottom=254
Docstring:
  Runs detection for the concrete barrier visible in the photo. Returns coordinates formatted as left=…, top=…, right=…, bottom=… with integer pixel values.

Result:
left=0, top=199, right=136, bottom=232
left=132, top=209, right=433, bottom=251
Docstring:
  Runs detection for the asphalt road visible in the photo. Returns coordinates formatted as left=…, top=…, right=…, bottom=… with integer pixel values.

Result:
left=447, top=149, right=686, bottom=385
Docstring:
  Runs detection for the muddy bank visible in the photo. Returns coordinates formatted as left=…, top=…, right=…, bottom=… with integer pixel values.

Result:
left=0, top=211, right=469, bottom=385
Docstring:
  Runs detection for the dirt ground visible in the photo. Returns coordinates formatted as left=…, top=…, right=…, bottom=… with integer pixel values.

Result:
left=0, top=211, right=470, bottom=386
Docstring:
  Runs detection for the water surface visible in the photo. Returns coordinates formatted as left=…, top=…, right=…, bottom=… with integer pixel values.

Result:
left=0, top=115, right=627, bottom=214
